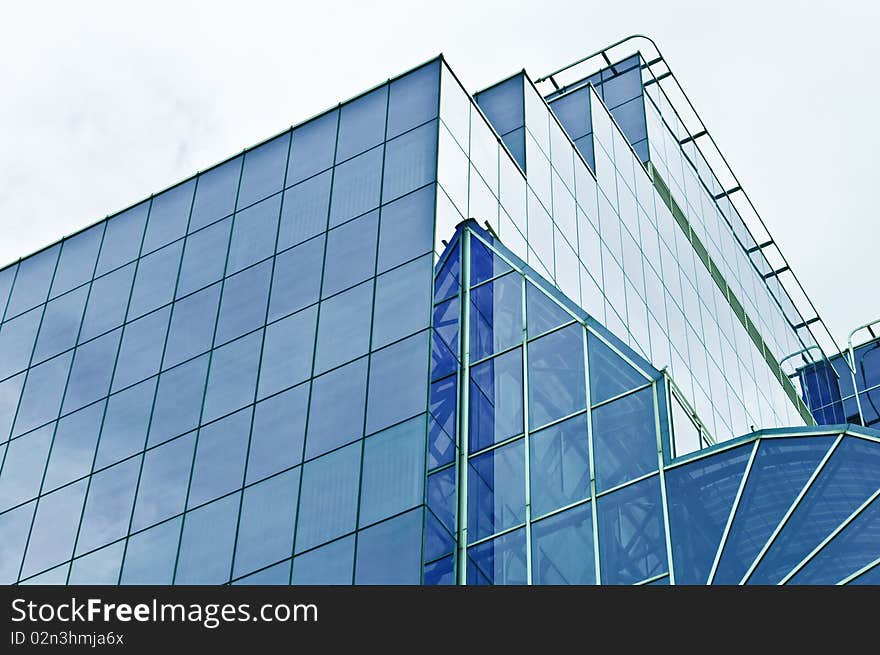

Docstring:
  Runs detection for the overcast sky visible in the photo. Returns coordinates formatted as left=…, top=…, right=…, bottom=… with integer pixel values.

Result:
left=1, top=0, right=877, bottom=350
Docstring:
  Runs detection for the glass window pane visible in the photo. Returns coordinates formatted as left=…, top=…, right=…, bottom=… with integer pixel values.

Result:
left=525, top=281, right=573, bottom=337
left=355, top=509, right=422, bottom=584
left=305, top=357, right=367, bottom=460
left=112, top=306, right=170, bottom=391
left=201, top=331, right=261, bottom=423
left=95, top=377, right=156, bottom=469
left=268, top=235, right=324, bottom=322
left=6, top=244, right=60, bottom=319
left=382, top=120, right=438, bottom=203
left=247, top=384, right=308, bottom=484
left=532, top=504, right=595, bottom=584
left=188, top=407, right=251, bottom=508
left=227, top=194, right=281, bottom=275
left=43, top=400, right=104, bottom=492
left=387, top=60, right=440, bottom=139
left=469, top=236, right=512, bottom=287
left=372, top=254, right=432, bottom=349
left=0, top=425, right=53, bottom=511
left=233, top=560, right=291, bottom=585
left=377, top=184, right=435, bottom=274
left=148, top=354, right=209, bottom=447
left=14, top=352, right=73, bottom=436
left=163, top=283, right=221, bottom=369
left=0, top=501, right=36, bottom=583
left=0, top=264, right=14, bottom=320
left=529, top=413, right=590, bottom=517
left=233, top=467, right=300, bottom=578
left=50, top=225, right=103, bottom=298
left=237, top=133, right=290, bottom=209
left=321, top=210, right=378, bottom=298
left=336, top=86, right=387, bottom=163
left=314, top=279, right=373, bottom=374
left=528, top=324, right=586, bottom=429
left=175, top=493, right=240, bottom=584
left=142, top=180, right=195, bottom=255
left=592, top=387, right=658, bottom=491
left=424, top=498, right=455, bottom=562
left=21, top=479, right=87, bottom=579
left=95, top=202, right=148, bottom=277
left=431, top=296, right=459, bottom=381
left=120, top=516, right=181, bottom=584
left=176, top=217, right=231, bottom=298
left=33, top=286, right=87, bottom=363
left=61, top=328, right=121, bottom=415
left=79, top=263, right=135, bottom=343
left=468, top=438, right=525, bottom=541
left=288, top=110, right=338, bottom=186
left=474, top=75, right=524, bottom=136
left=75, top=457, right=140, bottom=555
left=587, top=333, right=648, bottom=405
left=470, top=272, right=521, bottom=362
left=359, top=415, right=425, bottom=526
left=329, top=145, right=383, bottom=228
left=424, top=554, right=454, bottom=585
left=366, top=330, right=429, bottom=434
left=427, top=466, right=456, bottom=534
left=0, top=373, right=25, bottom=442
left=0, top=307, right=41, bottom=380
left=291, top=535, right=353, bottom=584
left=132, top=432, right=196, bottom=532
left=69, top=541, right=124, bottom=585
left=428, top=375, right=456, bottom=470
left=258, top=306, right=317, bottom=400
left=128, top=240, right=183, bottom=320
left=469, top=348, right=523, bottom=452
left=467, top=527, right=527, bottom=585
left=279, top=170, right=332, bottom=251
left=296, top=442, right=361, bottom=553
left=190, top=156, right=242, bottom=232
left=215, top=260, right=271, bottom=345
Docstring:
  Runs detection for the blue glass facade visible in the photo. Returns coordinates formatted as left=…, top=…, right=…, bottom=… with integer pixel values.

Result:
left=0, top=43, right=877, bottom=585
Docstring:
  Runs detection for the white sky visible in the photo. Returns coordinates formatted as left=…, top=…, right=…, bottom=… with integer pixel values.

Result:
left=1, top=0, right=877, bottom=350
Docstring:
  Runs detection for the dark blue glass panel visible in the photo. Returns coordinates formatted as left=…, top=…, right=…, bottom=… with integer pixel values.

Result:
left=295, top=442, right=361, bottom=553
left=549, top=89, right=591, bottom=141
left=163, top=283, right=221, bottom=369
left=148, top=354, right=209, bottom=447
left=575, top=135, right=595, bottom=172
left=43, top=400, right=104, bottom=492
left=258, top=306, right=317, bottom=400
left=0, top=501, right=36, bottom=583
left=142, top=181, right=195, bottom=255
left=278, top=170, right=332, bottom=250
left=5, top=244, right=60, bottom=319
left=503, top=127, right=526, bottom=172
left=610, top=97, right=647, bottom=144
left=233, top=561, right=291, bottom=585
left=292, top=535, right=354, bottom=584
left=850, top=563, right=880, bottom=585
left=528, top=324, right=586, bottom=429
left=431, top=297, right=458, bottom=381
left=372, top=254, right=432, bottom=349
left=470, top=272, right=521, bottom=362
left=227, top=194, right=281, bottom=275
left=61, top=328, right=121, bottom=414
left=33, top=287, right=88, bottom=363
left=0, top=424, right=52, bottom=510
left=382, top=121, right=438, bottom=203
left=20, top=479, right=87, bottom=579
left=176, top=217, right=231, bottom=298
left=434, top=240, right=461, bottom=302
left=247, top=384, right=308, bottom=484
left=587, top=333, right=648, bottom=405
left=95, top=377, right=156, bottom=469
left=360, top=415, right=425, bottom=526
left=112, top=306, right=170, bottom=392
left=469, top=348, right=523, bottom=452
left=201, top=331, right=261, bottom=423
left=474, top=75, right=524, bottom=136
left=128, top=240, right=183, bottom=319
left=95, top=202, right=148, bottom=277
left=529, top=413, right=590, bottom=517
left=601, top=65, right=641, bottom=109
left=0, top=308, right=41, bottom=379
left=377, top=185, right=435, bottom=274
left=288, top=110, right=338, bottom=186
left=215, top=260, right=271, bottom=345
left=592, top=387, right=657, bottom=492
left=189, top=156, right=242, bottom=232
left=329, top=145, right=383, bottom=228
left=749, top=436, right=880, bottom=584
left=120, top=517, right=181, bottom=584
left=597, top=475, right=666, bottom=585
left=427, top=466, right=456, bottom=534
left=467, top=528, right=527, bottom=585
left=428, top=375, right=456, bottom=470
left=336, top=86, right=388, bottom=163
left=50, top=225, right=103, bottom=298
left=424, top=510, right=455, bottom=563
left=322, top=210, right=378, bottom=298
left=305, top=357, right=367, bottom=460
left=0, top=373, right=25, bottom=442
left=237, top=133, right=290, bottom=209
left=188, top=407, right=251, bottom=508
left=469, top=236, right=513, bottom=286
left=268, top=235, right=324, bottom=322
left=468, top=438, right=524, bottom=540
left=13, top=351, right=73, bottom=436
left=366, top=330, right=429, bottom=434
left=424, top=555, right=454, bottom=585
left=175, top=493, right=240, bottom=584
left=233, top=467, right=300, bottom=578
left=387, top=60, right=439, bottom=139
left=69, top=541, right=124, bottom=584
left=666, top=444, right=751, bottom=584
left=131, top=432, right=196, bottom=532
left=355, top=509, right=423, bottom=584
left=714, top=437, right=835, bottom=584
left=79, top=263, right=135, bottom=343
left=532, top=503, right=595, bottom=584
left=526, top=281, right=573, bottom=337
left=75, top=457, right=139, bottom=555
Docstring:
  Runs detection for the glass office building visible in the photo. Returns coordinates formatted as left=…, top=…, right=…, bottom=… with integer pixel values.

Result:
left=0, top=36, right=877, bottom=585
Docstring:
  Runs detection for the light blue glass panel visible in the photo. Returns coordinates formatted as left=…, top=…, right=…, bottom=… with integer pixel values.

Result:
left=278, top=170, right=332, bottom=250
left=163, top=283, right=221, bottom=369
left=0, top=501, right=35, bottom=583
left=50, top=224, right=103, bottom=298
left=258, top=306, right=317, bottom=400
left=13, top=351, right=73, bottom=436
left=366, top=330, right=430, bottom=434
left=592, top=387, right=658, bottom=492
left=95, top=202, right=148, bottom=277
left=79, top=263, right=135, bottom=342
left=469, top=272, right=521, bottom=362
left=329, top=145, right=383, bottom=227
left=0, top=264, right=15, bottom=320
left=382, top=120, right=438, bottom=203
left=112, top=306, right=170, bottom=391
left=305, top=357, right=367, bottom=459
left=227, top=194, right=281, bottom=275
left=233, top=467, right=300, bottom=578
left=714, top=436, right=835, bottom=584
left=95, top=377, right=156, bottom=469
left=175, top=493, right=240, bottom=584
left=666, top=444, right=751, bottom=584
left=120, top=517, right=181, bottom=584
left=377, top=184, right=435, bottom=274
left=468, top=438, right=525, bottom=541
left=336, top=86, right=387, bottom=163
left=0, top=373, right=25, bottom=442
left=355, top=509, right=422, bottom=584
left=142, top=180, right=195, bottom=255
left=131, top=432, right=196, bottom=532
left=296, top=442, right=362, bottom=553
left=527, top=324, right=586, bottom=429
left=387, top=60, right=439, bottom=139
left=148, top=354, right=209, bottom=447
left=233, top=561, right=291, bottom=585
left=372, top=254, right=432, bottom=350
left=188, top=407, right=251, bottom=508
left=321, top=210, right=378, bottom=298
left=525, top=281, right=572, bottom=337
left=237, top=133, right=290, bottom=209
left=201, top=331, right=261, bottom=423
left=359, top=415, right=425, bottom=526
left=597, top=475, right=666, bottom=584
left=75, top=457, right=140, bottom=555
left=474, top=75, right=524, bottom=136
left=268, top=235, right=324, bottom=322
left=176, top=217, right=231, bottom=298
left=467, top=527, right=527, bottom=585
left=247, top=384, right=308, bottom=484
left=215, top=260, right=271, bottom=345
left=5, top=244, right=59, bottom=319
left=61, top=328, right=121, bottom=414
left=189, top=156, right=242, bottom=232
left=288, top=110, right=338, bottom=186
left=21, top=479, right=87, bottom=579
left=292, top=535, right=354, bottom=584
left=532, top=504, right=595, bottom=584
left=0, top=307, right=41, bottom=380
left=128, top=240, right=182, bottom=319
left=587, top=334, right=648, bottom=405
left=0, top=424, right=53, bottom=510
left=43, top=400, right=104, bottom=492
left=315, top=279, right=373, bottom=374
left=469, top=348, right=523, bottom=452
left=69, top=541, right=124, bottom=584
left=529, top=413, right=590, bottom=517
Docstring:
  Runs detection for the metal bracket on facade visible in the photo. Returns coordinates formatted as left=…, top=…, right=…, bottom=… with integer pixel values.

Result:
left=762, top=266, right=790, bottom=280
left=746, top=240, right=774, bottom=254
left=678, top=130, right=707, bottom=145
left=714, top=186, right=742, bottom=200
